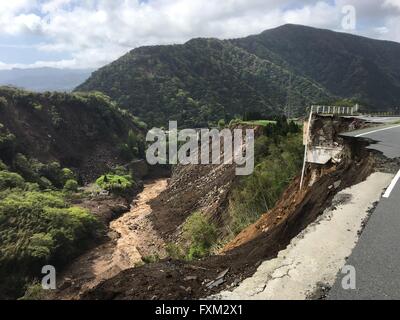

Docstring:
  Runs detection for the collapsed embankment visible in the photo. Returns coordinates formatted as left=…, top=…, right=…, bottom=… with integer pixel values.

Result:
left=81, top=121, right=378, bottom=300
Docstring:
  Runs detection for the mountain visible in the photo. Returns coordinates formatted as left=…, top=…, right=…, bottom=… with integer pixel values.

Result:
left=76, top=24, right=400, bottom=127
left=0, top=86, right=146, bottom=182
left=0, top=67, right=93, bottom=92
left=232, top=24, right=400, bottom=110
left=76, top=36, right=331, bottom=127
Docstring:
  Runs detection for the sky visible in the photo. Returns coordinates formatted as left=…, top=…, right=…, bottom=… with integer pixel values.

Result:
left=0, top=0, right=400, bottom=70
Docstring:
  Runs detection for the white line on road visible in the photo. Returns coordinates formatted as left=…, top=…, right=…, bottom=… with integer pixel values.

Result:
left=355, top=124, right=400, bottom=138
left=383, top=170, right=400, bottom=198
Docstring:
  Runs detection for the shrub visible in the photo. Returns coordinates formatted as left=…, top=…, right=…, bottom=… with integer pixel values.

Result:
left=165, top=243, right=185, bottom=260
left=96, top=174, right=135, bottom=197
left=183, top=212, right=218, bottom=260
left=0, top=190, right=101, bottom=298
left=39, top=176, right=53, bottom=189
left=141, top=254, right=160, bottom=264
left=61, top=168, right=75, bottom=183
left=63, top=179, right=78, bottom=193
left=19, top=281, right=48, bottom=300
left=27, top=233, right=55, bottom=260
left=0, top=171, right=25, bottom=190
left=0, top=160, right=7, bottom=171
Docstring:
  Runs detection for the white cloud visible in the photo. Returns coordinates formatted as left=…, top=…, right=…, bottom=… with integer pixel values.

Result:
left=0, top=0, right=399, bottom=69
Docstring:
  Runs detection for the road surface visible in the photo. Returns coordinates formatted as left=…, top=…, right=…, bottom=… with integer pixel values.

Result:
left=329, top=125, right=400, bottom=300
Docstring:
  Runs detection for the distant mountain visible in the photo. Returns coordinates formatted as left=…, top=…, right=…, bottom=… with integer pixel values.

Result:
left=76, top=24, right=400, bottom=127
left=0, top=67, right=94, bottom=92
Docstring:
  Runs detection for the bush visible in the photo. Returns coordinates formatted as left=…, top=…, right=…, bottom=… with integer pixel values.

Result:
left=141, top=254, right=160, bottom=264
left=63, top=179, right=78, bottom=193
left=0, top=160, right=7, bottom=171
left=183, top=212, right=218, bottom=260
left=96, top=174, right=135, bottom=197
left=0, top=190, right=101, bottom=298
left=19, top=281, right=48, bottom=300
left=61, top=168, right=75, bottom=183
left=165, top=243, right=186, bottom=260
left=0, top=171, right=25, bottom=190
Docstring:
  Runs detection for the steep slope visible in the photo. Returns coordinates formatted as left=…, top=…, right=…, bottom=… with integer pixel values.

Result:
left=232, top=24, right=400, bottom=109
left=0, top=87, right=146, bottom=182
left=76, top=38, right=331, bottom=127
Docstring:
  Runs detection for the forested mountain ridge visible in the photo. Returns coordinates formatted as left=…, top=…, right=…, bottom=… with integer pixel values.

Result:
left=232, top=24, right=400, bottom=109
left=76, top=35, right=332, bottom=127
left=77, top=24, right=400, bottom=128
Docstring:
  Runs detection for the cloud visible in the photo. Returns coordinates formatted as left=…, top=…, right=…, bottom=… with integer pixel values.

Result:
left=0, top=0, right=399, bottom=69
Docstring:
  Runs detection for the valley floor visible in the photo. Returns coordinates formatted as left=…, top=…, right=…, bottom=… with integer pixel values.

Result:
left=53, top=179, right=168, bottom=299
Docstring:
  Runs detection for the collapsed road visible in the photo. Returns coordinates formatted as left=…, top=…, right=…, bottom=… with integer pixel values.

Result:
left=80, top=115, right=390, bottom=300
left=329, top=124, right=400, bottom=300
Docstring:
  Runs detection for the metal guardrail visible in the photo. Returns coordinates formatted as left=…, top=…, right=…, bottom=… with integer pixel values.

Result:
left=311, top=105, right=358, bottom=115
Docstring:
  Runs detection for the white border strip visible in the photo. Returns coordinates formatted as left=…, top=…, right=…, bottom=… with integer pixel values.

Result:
left=355, top=124, right=400, bottom=138
left=383, top=169, right=400, bottom=199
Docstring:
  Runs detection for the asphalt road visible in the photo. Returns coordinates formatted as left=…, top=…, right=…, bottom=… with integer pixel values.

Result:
left=343, top=124, right=400, bottom=159
left=329, top=125, right=400, bottom=300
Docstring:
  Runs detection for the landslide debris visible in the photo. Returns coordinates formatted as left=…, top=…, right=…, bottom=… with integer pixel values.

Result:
left=82, top=132, right=376, bottom=300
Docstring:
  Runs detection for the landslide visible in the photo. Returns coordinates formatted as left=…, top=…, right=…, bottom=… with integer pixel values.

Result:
left=82, top=127, right=375, bottom=300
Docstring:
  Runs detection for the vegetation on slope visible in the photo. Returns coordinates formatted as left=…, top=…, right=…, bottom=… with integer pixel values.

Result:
left=232, top=24, right=400, bottom=110
left=0, top=166, right=102, bottom=299
left=77, top=38, right=331, bottom=128
left=0, top=87, right=146, bottom=182
left=0, top=87, right=146, bottom=299
left=77, top=24, right=400, bottom=127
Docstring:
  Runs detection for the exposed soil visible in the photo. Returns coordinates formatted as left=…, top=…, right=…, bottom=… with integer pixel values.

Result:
left=52, top=179, right=168, bottom=300
left=81, top=147, right=376, bottom=300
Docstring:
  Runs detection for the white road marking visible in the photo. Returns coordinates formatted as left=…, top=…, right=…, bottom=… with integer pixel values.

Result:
left=355, top=124, right=400, bottom=138
left=383, top=170, right=400, bottom=199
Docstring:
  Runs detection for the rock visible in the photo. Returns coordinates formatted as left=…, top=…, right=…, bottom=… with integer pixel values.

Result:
left=334, top=180, right=342, bottom=189
left=184, top=276, right=198, bottom=281
left=216, top=268, right=230, bottom=280
left=206, top=278, right=225, bottom=289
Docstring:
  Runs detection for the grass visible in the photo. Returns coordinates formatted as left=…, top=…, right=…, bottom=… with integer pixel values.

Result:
left=241, top=120, right=277, bottom=127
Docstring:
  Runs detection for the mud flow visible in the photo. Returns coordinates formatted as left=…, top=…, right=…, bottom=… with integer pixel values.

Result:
left=54, top=179, right=168, bottom=299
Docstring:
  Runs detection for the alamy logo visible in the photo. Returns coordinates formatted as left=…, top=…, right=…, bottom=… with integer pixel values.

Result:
left=341, top=265, right=356, bottom=290
left=342, top=5, right=357, bottom=31
left=41, top=265, right=56, bottom=290
left=146, top=121, right=254, bottom=176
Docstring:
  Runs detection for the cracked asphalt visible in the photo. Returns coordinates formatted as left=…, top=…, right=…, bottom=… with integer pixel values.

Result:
left=329, top=125, right=400, bottom=300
